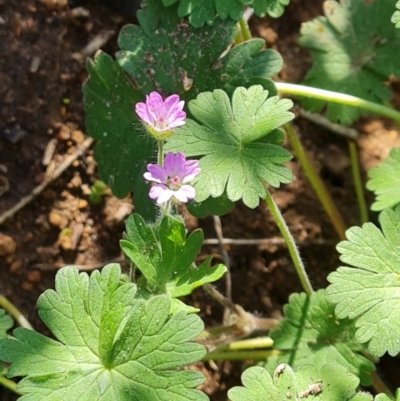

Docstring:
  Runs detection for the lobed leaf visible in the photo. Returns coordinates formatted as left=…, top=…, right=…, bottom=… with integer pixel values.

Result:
left=83, top=52, right=156, bottom=221
left=0, top=265, right=207, bottom=401
left=265, top=290, right=375, bottom=386
left=299, top=0, right=400, bottom=124
left=120, top=214, right=226, bottom=312
left=326, top=206, right=400, bottom=357
left=392, top=1, right=400, bottom=28
left=229, top=363, right=368, bottom=401
left=161, top=0, right=290, bottom=27
left=366, top=147, right=400, bottom=211
left=167, top=86, right=294, bottom=208
left=117, top=0, right=282, bottom=101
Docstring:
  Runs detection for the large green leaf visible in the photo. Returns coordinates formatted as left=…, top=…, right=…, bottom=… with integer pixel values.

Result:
left=162, top=0, right=290, bottom=27
left=120, top=214, right=226, bottom=312
left=166, top=86, right=294, bottom=208
left=0, top=265, right=207, bottom=400
left=117, top=0, right=282, bottom=101
left=229, top=364, right=371, bottom=401
left=327, top=206, right=400, bottom=357
left=265, top=290, right=375, bottom=386
left=366, top=147, right=400, bottom=211
left=299, top=0, right=400, bottom=124
left=83, top=52, right=156, bottom=221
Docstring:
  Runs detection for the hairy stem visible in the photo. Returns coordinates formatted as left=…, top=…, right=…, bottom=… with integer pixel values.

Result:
left=157, top=139, right=164, bottom=167
left=264, top=188, right=313, bottom=296
left=0, top=375, right=19, bottom=395
left=348, top=140, right=368, bottom=224
left=276, top=82, right=400, bottom=124
left=0, top=295, right=33, bottom=330
left=285, top=123, right=347, bottom=240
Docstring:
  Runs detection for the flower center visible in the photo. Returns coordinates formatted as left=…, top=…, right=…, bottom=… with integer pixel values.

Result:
left=168, top=175, right=181, bottom=190
left=155, top=116, right=169, bottom=129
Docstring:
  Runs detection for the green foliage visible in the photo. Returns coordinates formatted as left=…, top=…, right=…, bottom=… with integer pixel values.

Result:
left=161, top=0, right=290, bottom=27
left=117, top=0, right=282, bottom=101
left=299, top=0, right=400, bottom=124
left=0, top=309, right=13, bottom=339
left=83, top=52, right=156, bottom=221
left=265, top=290, right=375, bottom=386
left=167, top=86, right=294, bottom=208
left=327, top=206, right=400, bottom=357
left=229, top=363, right=371, bottom=401
left=366, top=147, right=400, bottom=211
left=0, top=265, right=207, bottom=401
left=120, top=214, right=226, bottom=313
left=186, top=192, right=235, bottom=218
left=392, top=1, right=400, bottom=28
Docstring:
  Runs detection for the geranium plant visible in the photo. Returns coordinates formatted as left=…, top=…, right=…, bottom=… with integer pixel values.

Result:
left=1, top=0, right=400, bottom=400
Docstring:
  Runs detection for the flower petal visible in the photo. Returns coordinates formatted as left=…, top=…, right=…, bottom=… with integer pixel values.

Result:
left=173, top=184, right=196, bottom=203
left=144, top=164, right=168, bottom=183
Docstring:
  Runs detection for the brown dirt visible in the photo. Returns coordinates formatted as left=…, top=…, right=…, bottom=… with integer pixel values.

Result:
left=1, top=0, right=400, bottom=400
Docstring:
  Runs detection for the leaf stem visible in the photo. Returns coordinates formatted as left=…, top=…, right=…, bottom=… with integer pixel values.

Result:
left=157, top=139, right=164, bottom=167
left=228, top=336, right=274, bottom=350
left=348, top=140, right=368, bottom=224
left=0, top=375, right=19, bottom=395
left=264, top=188, right=313, bottom=296
left=275, top=82, right=400, bottom=124
left=0, top=295, right=33, bottom=330
left=284, top=123, right=347, bottom=240
left=203, top=349, right=280, bottom=361
left=238, top=17, right=252, bottom=41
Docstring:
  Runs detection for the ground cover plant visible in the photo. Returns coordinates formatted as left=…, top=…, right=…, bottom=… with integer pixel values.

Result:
left=1, top=0, right=400, bottom=399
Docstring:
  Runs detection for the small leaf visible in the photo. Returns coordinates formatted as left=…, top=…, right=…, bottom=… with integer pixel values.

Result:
left=326, top=206, right=400, bottom=357
left=120, top=214, right=226, bottom=309
left=117, top=0, right=282, bottom=100
left=83, top=52, right=157, bottom=221
left=0, top=309, right=13, bottom=339
left=265, top=290, right=375, bottom=386
left=167, top=86, right=294, bottom=208
left=0, top=265, right=207, bottom=401
left=392, top=1, right=400, bottom=28
left=162, top=0, right=290, bottom=27
left=299, top=0, right=400, bottom=124
left=366, top=147, right=400, bottom=211
left=229, top=363, right=365, bottom=401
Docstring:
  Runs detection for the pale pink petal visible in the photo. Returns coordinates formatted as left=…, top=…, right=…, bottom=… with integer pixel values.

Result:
left=155, top=187, right=174, bottom=204
left=163, top=94, right=181, bottom=114
left=173, top=185, right=196, bottom=203
left=164, top=152, right=182, bottom=176
left=149, top=184, right=166, bottom=200
left=145, top=164, right=168, bottom=183
left=135, top=102, right=153, bottom=125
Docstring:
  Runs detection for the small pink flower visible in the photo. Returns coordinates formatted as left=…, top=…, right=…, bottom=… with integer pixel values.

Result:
left=144, top=152, right=200, bottom=205
left=135, top=92, right=186, bottom=139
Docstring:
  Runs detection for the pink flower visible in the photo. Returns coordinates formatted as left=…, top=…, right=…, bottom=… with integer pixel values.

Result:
left=144, top=152, right=201, bottom=205
left=135, top=92, right=186, bottom=139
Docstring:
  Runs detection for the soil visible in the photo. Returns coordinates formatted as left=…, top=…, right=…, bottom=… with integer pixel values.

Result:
left=1, top=0, right=400, bottom=400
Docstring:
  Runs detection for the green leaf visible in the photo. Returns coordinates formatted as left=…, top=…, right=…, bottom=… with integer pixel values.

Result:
left=229, top=363, right=366, bottom=401
left=83, top=52, right=157, bottom=221
left=117, top=0, right=282, bottom=101
left=162, top=0, right=290, bottom=27
left=0, top=309, right=13, bottom=339
left=299, top=0, right=400, bottom=124
left=120, top=214, right=226, bottom=309
left=392, top=1, right=400, bottom=28
left=0, top=265, right=207, bottom=401
left=366, top=147, right=400, bottom=211
left=186, top=192, right=235, bottom=218
left=265, top=290, right=375, bottom=386
left=326, top=206, right=400, bottom=357
left=166, top=86, right=294, bottom=208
